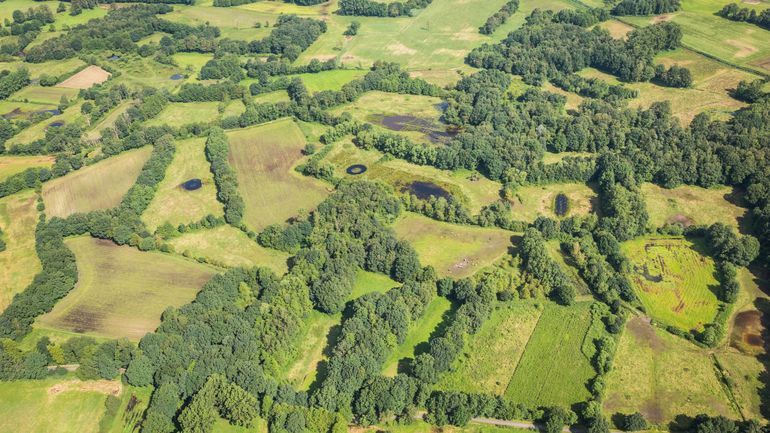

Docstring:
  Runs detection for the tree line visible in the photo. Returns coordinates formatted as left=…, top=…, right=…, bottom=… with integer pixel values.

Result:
left=718, top=3, right=770, bottom=31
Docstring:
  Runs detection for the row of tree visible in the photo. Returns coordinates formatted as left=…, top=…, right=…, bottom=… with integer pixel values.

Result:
left=337, top=0, right=433, bottom=17
left=718, top=3, right=770, bottom=31
left=479, top=0, right=519, bottom=35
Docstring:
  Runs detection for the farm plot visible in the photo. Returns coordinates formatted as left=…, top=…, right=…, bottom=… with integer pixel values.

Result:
left=289, top=69, right=368, bottom=93
left=0, top=155, right=54, bottom=181
left=437, top=301, right=542, bottom=395
left=226, top=119, right=330, bottom=231
left=142, top=137, right=223, bottom=230
left=603, top=316, right=738, bottom=425
left=145, top=101, right=245, bottom=127
left=168, top=225, right=289, bottom=274
left=37, top=236, right=217, bottom=340
left=56, top=65, right=110, bottom=89
left=622, top=237, right=720, bottom=331
left=393, top=213, right=513, bottom=278
left=0, top=190, right=40, bottom=312
left=42, top=147, right=152, bottom=218
left=504, top=302, right=597, bottom=407
left=510, top=183, right=597, bottom=222
left=642, top=183, right=746, bottom=230
left=7, top=101, right=86, bottom=146
left=8, top=85, right=79, bottom=105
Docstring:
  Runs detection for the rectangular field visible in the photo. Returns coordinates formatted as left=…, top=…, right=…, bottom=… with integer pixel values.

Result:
left=226, top=119, right=330, bottom=231
left=0, top=190, right=40, bottom=312
left=145, top=101, right=245, bottom=127
left=0, top=155, right=54, bottom=181
left=289, top=69, right=368, bottom=93
left=283, top=310, right=339, bottom=391
left=622, top=237, right=720, bottom=331
left=504, top=302, right=596, bottom=407
left=56, top=65, right=110, bottom=89
left=42, top=147, right=152, bottom=218
left=37, top=236, right=217, bottom=340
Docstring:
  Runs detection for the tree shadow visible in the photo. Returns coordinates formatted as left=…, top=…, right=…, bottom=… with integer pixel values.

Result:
left=394, top=298, right=459, bottom=376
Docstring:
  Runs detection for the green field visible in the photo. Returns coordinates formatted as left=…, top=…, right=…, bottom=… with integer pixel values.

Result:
left=603, top=316, right=738, bottom=425
left=0, top=190, right=40, bottom=312
left=437, top=301, right=542, bottom=395
left=289, top=69, right=368, bottom=93
left=393, top=213, right=513, bottom=278
left=9, top=85, right=79, bottom=106
left=642, top=183, right=747, bottom=229
left=0, top=155, right=54, bottom=181
left=168, top=225, right=289, bottom=274
left=226, top=119, right=330, bottom=231
left=146, top=101, right=245, bottom=127
left=43, top=147, right=152, bottom=218
left=504, top=302, right=596, bottom=407
left=8, top=101, right=86, bottom=146
left=351, top=269, right=400, bottom=299
left=283, top=310, right=339, bottom=391
left=511, top=183, right=598, bottom=222
left=142, top=137, right=223, bottom=230
left=37, top=236, right=217, bottom=340
left=622, top=237, right=720, bottom=331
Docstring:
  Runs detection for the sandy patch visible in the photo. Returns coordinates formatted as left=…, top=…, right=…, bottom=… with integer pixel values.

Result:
left=652, top=13, right=676, bottom=23
left=57, top=65, right=111, bottom=89
left=726, top=39, right=758, bottom=58
left=387, top=43, right=417, bottom=55
left=47, top=379, right=122, bottom=397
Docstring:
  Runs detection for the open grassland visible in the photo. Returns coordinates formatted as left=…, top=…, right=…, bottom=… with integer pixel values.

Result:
left=0, top=377, right=119, bottom=433
left=9, top=85, right=79, bottom=106
left=383, top=295, right=452, bottom=376
left=642, top=183, right=747, bottom=229
left=164, top=4, right=277, bottom=42
left=0, top=58, right=85, bottom=81
left=37, top=236, right=216, bottom=340
left=620, top=0, right=770, bottom=75
left=290, top=69, right=368, bottom=93
left=284, top=311, right=339, bottom=391
left=323, top=141, right=501, bottom=214
left=226, top=119, right=330, bottom=231
left=598, top=19, right=635, bottom=39
left=142, top=138, right=223, bottom=230
left=438, top=301, right=542, bottom=395
left=168, top=225, right=289, bottom=274
left=715, top=351, right=765, bottom=422
left=603, top=316, right=738, bottom=425
left=0, top=190, right=40, bottom=312
left=42, top=147, right=152, bottom=218
left=147, top=101, right=245, bottom=127
left=504, top=302, right=596, bottom=407
left=393, top=213, right=513, bottom=278
left=8, top=101, right=86, bottom=146
left=622, top=237, right=720, bottom=331
left=253, top=90, right=291, bottom=104
left=108, top=54, right=189, bottom=90
left=351, top=269, right=400, bottom=299
left=510, top=183, right=597, bottom=222
left=0, top=155, right=54, bottom=181
left=542, top=151, right=595, bottom=165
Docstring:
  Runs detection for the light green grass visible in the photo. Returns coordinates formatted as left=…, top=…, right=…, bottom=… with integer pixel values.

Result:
left=85, top=100, right=133, bottom=141
left=623, top=236, right=721, bottom=331
left=168, top=225, right=289, bottom=274
left=714, top=351, right=765, bottom=422
left=642, top=183, right=746, bottom=229
left=226, top=119, right=331, bottom=231
left=42, top=146, right=152, bottom=218
left=511, top=183, right=597, bottom=222
left=0, top=155, right=54, bottom=181
left=0, top=189, right=40, bottom=313
left=8, top=85, right=79, bottom=105
left=283, top=310, right=339, bottom=391
left=0, top=58, right=85, bottom=81
left=171, top=52, right=215, bottom=73
left=253, top=90, right=291, bottom=103
left=37, top=236, right=217, bottom=340
left=351, top=269, right=400, bottom=299
left=8, top=101, right=86, bottom=146
left=504, top=302, right=596, bottom=407
left=290, top=69, right=368, bottom=93
left=393, top=213, right=513, bottom=278
left=146, top=101, right=245, bottom=127
left=603, top=316, right=738, bottom=426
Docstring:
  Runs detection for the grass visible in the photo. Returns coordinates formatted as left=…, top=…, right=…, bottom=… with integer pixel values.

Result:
left=8, top=101, right=86, bottom=146
left=542, top=151, right=595, bottom=165
left=85, top=100, right=133, bottom=141
left=504, top=302, right=597, bottom=407
left=511, top=183, right=598, bottom=222
left=289, top=69, right=368, bottom=93
left=0, top=58, right=85, bottom=81
left=393, top=213, right=513, bottom=278
left=42, top=146, right=152, bottom=218
left=226, top=119, right=330, bottom=231
left=323, top=141, right=502, bottom=214
left=0, top=376, right=120, bottom=433
left=714, top=351, right=765, bottom=422
left=8, top=85, right=79, bottom=106
left=283, top=310, right=339, bottom=391
left=142, top=137, right=223, bottom=230
left=351, top=269, right=400, bottom=299
left=603, top=316, right=739, bottom=426
left=146, top=101, right=245, bottom=127
left=253, top=90, right=291, bottom=104
left=168, top=225, right=289, bottom=275
left=37, top=236, right=217, bottom=340
left=0, top=155, right=54, bottom=181
left=383, top=295, right=452, bottom=376
left=0, top=190, right=40, bottom=312
left=642, top=183, right=747, bottom=229
left=437, top=301, right=542, bottom=395
left=623, top=236, right=720, bottom=331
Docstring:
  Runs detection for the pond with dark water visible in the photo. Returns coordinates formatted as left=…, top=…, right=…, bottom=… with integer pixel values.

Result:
left=49, top=121, right=64, bottom=128
left=170, top=74, right=185, bottom=80
left=401, top=181, right=451, bottom=200
left=181, top=178, right=202, bottom=191
left=554, top=193, right=568, bottom=217
left=370, top=114, right=459, bottom=144
left=346, top=164, right=367, bottom=175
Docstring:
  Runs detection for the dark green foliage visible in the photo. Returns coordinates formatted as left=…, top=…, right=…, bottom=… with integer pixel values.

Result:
left=479, top=0, right=519, bottom=35
left=654, top=64, right=693, bottom=88
left=733, top=80, right=767, bottom=103
left=551, top=73, right=637, bottom=101
left=205, top=127, right=244, bottom=225
left=177, top=375, right=260, bottom=432
left=542, top=406, right=578, bottom=433
left=706, top=223, right=759, bottom=267
left=520, top=228, right=576, bottom=305
left=247, top=15, right=327, bottom=60
left=199, top=56, right=244, bottom=81
left=344, top=21, right=361, bottom=36
left=718, top=3, right=770, bottom=31
left=612, top=0, right=681, bottom=15
left=618, top=412, right=648, bottom=431
left=337, top=0, right=432, bottom=17
left=0, top=68, right=30, bottom=100
left=0, top=340, right=47, bottom=380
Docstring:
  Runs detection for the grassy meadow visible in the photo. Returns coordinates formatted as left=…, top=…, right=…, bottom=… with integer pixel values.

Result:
left=37, top=236, right=216, bottom=340
left=226, top=119, right=330, bottom=231
left=0, top=190, right=40, bottom=312
left=283, top=310, right=339, bottom=391
left=510, top=183, right=598, bottom=222
left=146, top=101, right=245, bottom=127
left=42, top=147, right=152, bottom=218
left=393, top=213, right=513, bottom=278
left=622, top=237, right=720, bottom=331
left=0, top=155, right=54, bottom=181
left=642, top=183, right=746, bottom=229
left=290, top=69, right=368, bottom=93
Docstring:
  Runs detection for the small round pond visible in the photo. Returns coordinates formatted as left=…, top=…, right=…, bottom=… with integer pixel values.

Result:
left=346, top=164, right=368, bottom=175
left=181, top=178, right=202, bottom=191
left=401, top=181, right=451, bottom=201
left=554, top=193, right=569, bottom=217
left=48, top=121, right=65, bottom=128
left=170, top=74, right=185, bottom=80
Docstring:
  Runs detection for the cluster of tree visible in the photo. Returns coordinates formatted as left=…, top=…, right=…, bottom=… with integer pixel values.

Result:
left=0, top=5, right=54, bottom=36
left=0, top=68, right=29, bottom=100
left=551, top=7, right=610, bottom=27
left=245, top=57, right=337, bottom=79
left=425, top=391, right=538, bottom=427
left=268, top=403, right=347, bottom=433
left=177, top=374, right=260, bottom=432
left=733, top=79, right=768, bottom=103
left=595, top=153, right=649, bottom=241
left=563, top=233, right=636, bottom=304
left=653, top=64, right=693, bottom=88
left=551, top=72, right=638, bottom=101
left=344, top=21, right=361, bottom=36
left=519, top=227, right=576, bottom=305
left=0, top=167, right=52, bottom=198
left=80, top=82, right=132, bottom=124
left=337, top=0, right=433, bottom=17
left=247, top=15, right=327, bottom=61
left=69, top=0, right=99, bottom=16
left=199, top=55, right=244, bottom=81
left=717, top=3, right=770, bottom=31
left=612, top=0, right=681, bottom=16
left=479, top=0, right=519, bottom=35
left=205, top=127, right=245, bottom=225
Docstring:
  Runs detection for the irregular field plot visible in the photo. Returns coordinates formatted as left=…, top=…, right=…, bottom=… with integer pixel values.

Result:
left=438, top=301, right=541, bottom=395
left=283, top=310, right=339, bottom=391
left=8, top=101, right=86, bottom=146
left=0, top=377, right=120, bottom=433
left=603, top=316, right=738, bottom=425
left=642, top=183, right=746, bottom=229
left=42, top=147, right=152, bottom=218
left=0, top=58, right=85, bottom=80
left=168, top=225, right=288, bottom=274
left=145, top=101, right=245, bottom=127
left=0, top=190, right=40, bottom=312
left=393, top=213, right=513, bottom=278
left=290, top=69, right=368, bottom=93
left=37, top=236, right=216, bottom=340
left=351, top=269, right=400, bottom=299
left=504, top=302, right=596, bottom=407
left=511, top=183, right=597, bottom=222
left=56, top=65, right=111, bottom=89
left=622, top=237, right=720, bottom=331
left=226, top=119, right=330, bottom=231
left=0, top=155, right=54, bottom=181
left=9, top=85, right=79, bottom=105
left=714, top=351, right=765, bottom=422
left=142, top=137, right=223, bottom=230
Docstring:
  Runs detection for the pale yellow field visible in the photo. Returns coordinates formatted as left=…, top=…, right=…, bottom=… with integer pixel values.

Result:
left=0, top=190, right=40, bottom=312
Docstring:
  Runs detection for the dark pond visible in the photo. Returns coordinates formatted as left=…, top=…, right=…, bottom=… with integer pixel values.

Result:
left=554, top=193, right=568, bottom=217
left=346, top=164, right=367, bottom=175
left=401, top=181, right=451, bottom=200
left=181, top=178, right=202, bottom=191
left=39, top=109, right=62, bottom=116
left=49, top=121, right=65, bottom=128
left=170, top=74, right=185, bottom=80
left=108, top=55, right=121, bottom=61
